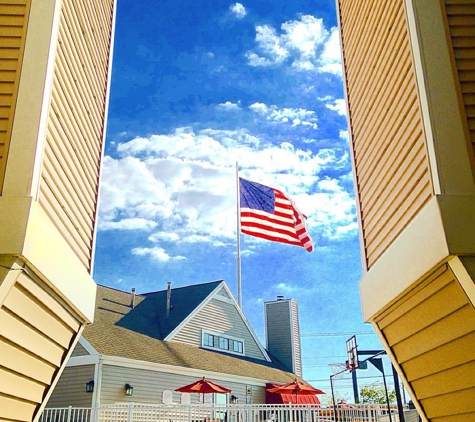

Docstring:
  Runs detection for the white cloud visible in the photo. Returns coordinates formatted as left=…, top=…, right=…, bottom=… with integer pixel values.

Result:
left=339, top=130, right=349, bottom=141
left=100, top=218, right=157, bottom=231
left=326, top=99, right=346, bottom=116
left=249, top=102, right=318, bottom=129
left=217, top=101, right=241, bottom=110
left=230, top=3, right=246, bottom=19
left=319, top=27, right=342, bottom=75
left=246, top=15, right=341, bottom=74
left=98, top=127, right=356, bottom=260
left=132, top=247, right=186, bottom=263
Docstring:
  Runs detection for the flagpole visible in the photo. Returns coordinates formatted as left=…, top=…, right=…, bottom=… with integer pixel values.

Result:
left=236, top=162, right=242, bottom=309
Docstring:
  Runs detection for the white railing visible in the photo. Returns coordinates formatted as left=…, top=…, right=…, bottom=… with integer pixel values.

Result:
left=39, top=403, right=414, bottom=422
left=39, top=406, right=94, bottom=422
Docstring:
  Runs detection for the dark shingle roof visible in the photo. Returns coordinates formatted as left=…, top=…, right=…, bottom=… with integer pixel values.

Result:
left=84, top=283, right=297, bottom=383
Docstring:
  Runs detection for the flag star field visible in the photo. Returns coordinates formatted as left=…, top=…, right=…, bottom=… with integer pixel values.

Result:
left=93, top=0, right=387, bottom=399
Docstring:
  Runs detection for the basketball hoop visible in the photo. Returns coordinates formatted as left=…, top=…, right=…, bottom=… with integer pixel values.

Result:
left=328, top=363, right=347, bottom=379
left=346, top=335, right=359, bottom=371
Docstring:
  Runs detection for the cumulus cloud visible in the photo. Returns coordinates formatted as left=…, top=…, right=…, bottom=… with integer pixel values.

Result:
left=230, top=3, right=246, bottom=19
left=101, top=218, right=158, bottom=231
left=132, top=247, right=186, bottom=263
left=246, top=15, right=341, bottom=74
left=325, top=99, right=346, bottom=116
left=98, top=126, right=356, bottom=261
left=217, top=101, right=241, bottom=110
left=249, top=102, right=318, bottom=129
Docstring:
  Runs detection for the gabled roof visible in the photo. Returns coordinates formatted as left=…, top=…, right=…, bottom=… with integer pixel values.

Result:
left=83, top=283, right=297, bottom=383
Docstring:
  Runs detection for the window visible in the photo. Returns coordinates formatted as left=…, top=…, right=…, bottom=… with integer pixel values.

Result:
left=219, top=337, right=229, bottom=350
left=233, top=340, right=243, bottom=353
left=204, top=333, right=214, bottom=347
left=202, top=330, right=244, bottom=355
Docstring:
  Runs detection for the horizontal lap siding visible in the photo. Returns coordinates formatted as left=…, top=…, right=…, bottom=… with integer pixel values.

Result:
left=375, top=265, right=475, bottom=420
left=265, top=302, right=293, bottom=370
left=39, top=0, right=114, bottom=271
left=338, top=0, right=433, bottom=269
left=172, top=298, right=267, bottom=361
left=290, top=302, right=301, bottom=376
left=45, top=364, right=94, bottom=408
left=0, top=0, right=29, bottom=193
left=100, top=365, right=256, bottom=405
left=444, top=0, right=475, bottom=175
left=0, top=272, right=81, bottom=421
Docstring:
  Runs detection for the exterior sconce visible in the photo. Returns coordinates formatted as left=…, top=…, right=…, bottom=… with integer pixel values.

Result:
left=231, top=395, right=238, bottom=403
left=86, top=380, right=94, bottom=393
left=125, top=383, right=134, bottom=396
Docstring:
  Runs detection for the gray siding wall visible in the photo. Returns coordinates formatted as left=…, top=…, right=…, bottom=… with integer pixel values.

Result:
left=71, top=342, right=90, bottom=357
left=265, top=301, right=293, bottom=373
left=171, top=298, right=266, bottom=360
left=46, top=364, right=95, bottom=407
left=99, top=364, right=264, bottom=405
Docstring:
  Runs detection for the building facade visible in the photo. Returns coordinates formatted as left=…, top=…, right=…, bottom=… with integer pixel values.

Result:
left=46, top=282, right=305, bottom=407
left=336, top=0, right=475, bottom=420
left=0, top=0, right=115, bottom=420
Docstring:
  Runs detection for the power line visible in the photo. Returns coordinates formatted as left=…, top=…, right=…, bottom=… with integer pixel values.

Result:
left=301, top=331, right=375, bottom=337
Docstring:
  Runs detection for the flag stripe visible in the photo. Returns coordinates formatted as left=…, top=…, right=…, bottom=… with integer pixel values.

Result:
left=241, top=219, right=301, bottom=241
left=239, top=178, right=314, bottom=252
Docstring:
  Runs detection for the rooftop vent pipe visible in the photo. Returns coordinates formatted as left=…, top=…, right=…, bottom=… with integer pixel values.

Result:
left=166, top=281, right=172, bottom=317
left=130, top=288, right=136, bottom=308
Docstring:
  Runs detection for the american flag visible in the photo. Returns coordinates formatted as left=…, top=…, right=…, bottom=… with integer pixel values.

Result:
left=239, top=178, right=314, bottom=252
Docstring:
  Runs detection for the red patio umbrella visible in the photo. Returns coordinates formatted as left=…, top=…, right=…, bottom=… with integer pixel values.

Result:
left=267, top=379, right=325, bottom=403
left=176, top=377, right=231, bottom=402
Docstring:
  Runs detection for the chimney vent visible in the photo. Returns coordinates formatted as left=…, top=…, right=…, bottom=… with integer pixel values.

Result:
left=130, top=288, right=136, bottom=308
left=166, top=282, right=172, bottom=317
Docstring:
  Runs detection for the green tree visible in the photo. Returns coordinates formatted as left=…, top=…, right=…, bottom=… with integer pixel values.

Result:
left=359, top=385, right=397, bottom=404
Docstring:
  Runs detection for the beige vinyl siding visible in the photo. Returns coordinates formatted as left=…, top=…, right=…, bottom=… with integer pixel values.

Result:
left=444, top=0, right=475, bottom=172
left=172, top=298, right=267, bottom=361
left=45, top=364, right=95, bottom=408
left=38, top=0, right=114, bottom=271
left=338, top=0, right=433, bottom=270
left=100, top=364, right=260, bottom=405
left=0, top=0, right=30, bottom=193
left=375, top=264, right=475, bottom=420
left=265, top=301, right=293, bottom=372
left=0, top=271, right=81, bottom=422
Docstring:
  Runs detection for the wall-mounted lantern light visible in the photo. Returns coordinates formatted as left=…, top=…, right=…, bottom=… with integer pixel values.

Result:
left=86, top=380, right=94, bottom=393
left=125, top=383, right=134, bottom=396
left=231, top=394, right=238, bottom=404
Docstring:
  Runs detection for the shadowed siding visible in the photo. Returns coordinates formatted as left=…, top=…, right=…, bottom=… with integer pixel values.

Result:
left=265, top=301, right=293, bottom=373
left=375, top=264, right=475, bottom=420
left=338, top=0, right=433, bottom=269
left=444, top=0, right=475, bottom=172
left=172, top=298, right=267, bottom=361
left=0, top=0, right=30, bottom=193
left=38, top=0, right=114, bottom=271
left=71, top=341, right=90, bottom=357
left=0, top=271, right=81, bottom=421
left=100, top=365, right=259, bottom=405
left=45, top=364, right=94, bottom=407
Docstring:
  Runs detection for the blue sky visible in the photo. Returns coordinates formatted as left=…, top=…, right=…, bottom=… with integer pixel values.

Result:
left=93, top=0, right=391, bottom=400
